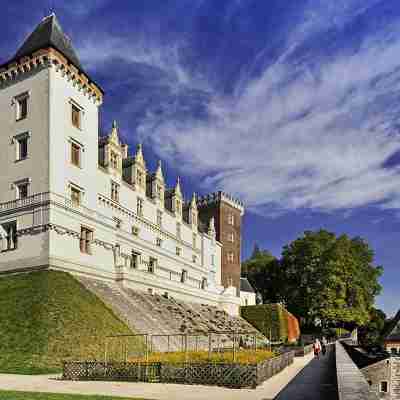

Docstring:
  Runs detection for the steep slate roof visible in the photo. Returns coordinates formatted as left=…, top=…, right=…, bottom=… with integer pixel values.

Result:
left=14, top=14, right=83, bottom=71
left=240, top=277, right=255, bottom=293
left=385, top=310, right=400, bottom=341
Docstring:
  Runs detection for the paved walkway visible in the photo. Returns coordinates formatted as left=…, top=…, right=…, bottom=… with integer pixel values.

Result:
left=0, top=353, right=313, bottom=400
left=274, top=345, right=338, bottom=400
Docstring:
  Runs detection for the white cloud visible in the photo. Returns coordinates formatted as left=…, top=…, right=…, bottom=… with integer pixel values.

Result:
left=135, top=4, right=400, bottom=216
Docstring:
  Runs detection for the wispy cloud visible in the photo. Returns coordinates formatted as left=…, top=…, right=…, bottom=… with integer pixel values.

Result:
left=76, top=1, right=400, bottom=217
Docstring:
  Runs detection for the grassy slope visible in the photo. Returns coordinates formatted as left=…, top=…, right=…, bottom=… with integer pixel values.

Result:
left=0, top=392, right=148, bottom=400
left=0, top=271, right=139, bottom=374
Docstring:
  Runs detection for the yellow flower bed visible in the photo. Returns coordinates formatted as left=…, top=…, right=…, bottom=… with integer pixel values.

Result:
left=129, top=349, right=276, bottom=365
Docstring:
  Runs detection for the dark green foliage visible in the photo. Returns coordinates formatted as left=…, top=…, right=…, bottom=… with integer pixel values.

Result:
left=0, top=271, right=137, bottom=374
left=280, top=230, right=383, bottom=328
left=241, top=304, right=288, bottom=342
left=358, top=308, right=387, bottom=346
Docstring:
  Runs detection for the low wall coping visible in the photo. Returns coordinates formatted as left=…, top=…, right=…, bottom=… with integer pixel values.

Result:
left=336, top=341, right=378, bottom=400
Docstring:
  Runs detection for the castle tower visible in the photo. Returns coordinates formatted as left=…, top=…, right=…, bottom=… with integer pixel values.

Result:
left=197, top=192, right=244, bottom=296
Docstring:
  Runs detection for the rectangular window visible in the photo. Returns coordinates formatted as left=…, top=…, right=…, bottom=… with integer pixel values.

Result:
left=130, top=251, right=139, bottom=269
left=71, top=104, right=81, bottom=129
left=71, top=186, right=81, bottom=206
left=201, top=278, right=207, bottom=290
left=211, top=254, right=215, bottom=266
left=227, top=251, right=234, bottom=263
left=228, top=214, right=235, bottom=225
left=181, top=269, right=187, bottom=283
left=192, top=254, right=197, bottom=263
left=157, top=210, right=162, bottom=227
left=80, top=226, right=93, bottom=255
left=111, top=181, right=119, bottom=202
left=17, top=137, right=28, bottom=160
left=137, top=198, right=143, bottom=216
left=17, top=183, right=29, bottom=200
left=71, top=142, right=81, bottom=167
left=380, top=382, right=388, bottom=393
left=16, top=96, right=28, bottom=121
left=132, top=226, right=139, bottom=236
left=137, top=170, right=144, bottom=187
left=1, top=221, right=17, bottom=251
left=148, top=257, right=156, bottom=273
left=176, top=247, right=181, bottom=256
left=228, top=232, right=234, bottom=243
left=156, top=237, right=162, bottom=247
left=110, top=151, right=118, bottom=169
left=176, top=222, right=181, bottom=239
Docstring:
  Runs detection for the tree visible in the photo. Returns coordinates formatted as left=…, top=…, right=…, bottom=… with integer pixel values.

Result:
left=358, top=308, right=387, bottom=347
left=280, top=230, right=383, bottom=328
left=242, top=246, right=284, bottom=304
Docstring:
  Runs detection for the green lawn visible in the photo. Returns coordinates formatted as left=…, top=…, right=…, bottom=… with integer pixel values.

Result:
left=0, top=392, right=148, bottom=400
left=0, top=271, right=143, bottom=374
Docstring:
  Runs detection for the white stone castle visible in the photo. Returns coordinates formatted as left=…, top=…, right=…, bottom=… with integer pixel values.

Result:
left=0, top=14, right=251, bottom=315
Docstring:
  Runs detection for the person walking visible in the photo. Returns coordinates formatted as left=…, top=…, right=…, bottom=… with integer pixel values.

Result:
left=313, top=338, right=321, bottom=359
left=321, top=336, right=327, bottom=356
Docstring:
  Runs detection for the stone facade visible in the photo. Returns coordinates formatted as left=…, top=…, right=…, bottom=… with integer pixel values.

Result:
left=0, top=15, right=243, bottom=315
left=362, top=357, right=400, bottom=399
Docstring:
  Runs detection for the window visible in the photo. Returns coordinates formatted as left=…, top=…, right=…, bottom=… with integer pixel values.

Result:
left=192, top=254, right=197, bottom=263
left=228, top=214, right=235, bottom=225
left=130, top=251, right=139, bottom=269
left=71, top=186, right=81, bottom=206
left=176, top=199, right=181, bottom=215
left=176, top=222, right=181, bottom=239
left=148, top=257, right=156, bottom=273
left=156, top=237, right=162, bottom=247
left=111, top=181, right=119, bottom=202
left=17, top=137, right=28, bottom=160
left=391, top=348, right=398, bottom=355
left=227, top=251, right=234, bottom=263
left=192, top=212, right=197, bottom=226
left=16, top=95, right=28, bottom=121
left=110, top=151, right=118, bottom=169
left=380, top=381, right=388, bottom=393
left=201, top=278, right=207, bottom=290
left=228, top=232, right=234, bottom=243
left=17, top=182, right=29, bottom=200
left=71, top=104, right=81, bottom=129
left=176, top=247, right=181, bottom=256
left=1, top=221, right=17, bottom=251
left=137, top=198, right=143, bottom=216
left=71, top=142, right=81, bottom=167
left=245, top=299, right=248, bottom=306
left=80, top=227, right=93, bottom=254
left=211, top=254, right=215, bottom=266
left=132, top=226, right=139, bottom=236
left=157, top=210, right=162, bottom=227
left=137, top=170, right=144, bottom=187
left=156, top=184, right=162, bottom=199
left=181, top=269, right=187, bottom=283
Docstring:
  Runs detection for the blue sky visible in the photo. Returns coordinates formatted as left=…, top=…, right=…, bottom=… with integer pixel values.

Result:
left=1, top=0, right=399, bottom=316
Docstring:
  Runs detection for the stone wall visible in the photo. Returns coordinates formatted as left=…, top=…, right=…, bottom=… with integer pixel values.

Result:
left=336, top=341, right=378, bottom=400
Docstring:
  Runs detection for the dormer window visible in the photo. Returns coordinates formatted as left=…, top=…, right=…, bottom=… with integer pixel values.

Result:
left=110, top=151, right=119, bottom=170
left=176, top=200, right=181, bottom=215
left=137, top=170, right=144, bottom=187
left=71, top=104, right=81, bottom=129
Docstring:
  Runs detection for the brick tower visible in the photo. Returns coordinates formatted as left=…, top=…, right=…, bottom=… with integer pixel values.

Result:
left=197, top=192, right=244, bottom=296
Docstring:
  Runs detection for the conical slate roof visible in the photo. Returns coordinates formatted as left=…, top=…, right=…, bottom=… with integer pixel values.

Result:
left=14, top=14, right=83, bottom=70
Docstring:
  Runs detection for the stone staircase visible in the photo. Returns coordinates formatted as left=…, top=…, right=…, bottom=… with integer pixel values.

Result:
left=77, top=276, right=260, bottom=352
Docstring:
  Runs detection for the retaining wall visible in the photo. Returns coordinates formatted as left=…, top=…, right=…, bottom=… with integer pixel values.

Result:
left=336, top=341, right=378, bottom=400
